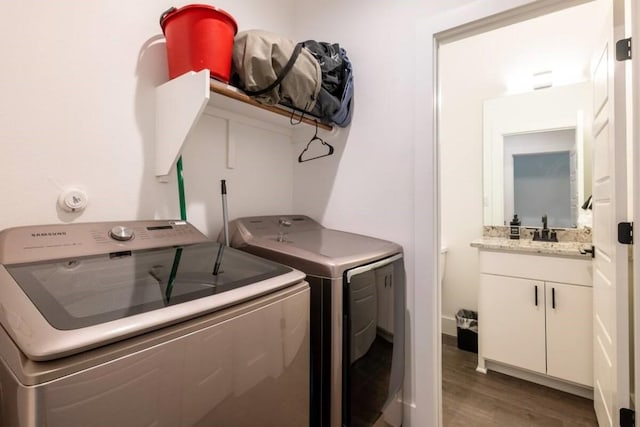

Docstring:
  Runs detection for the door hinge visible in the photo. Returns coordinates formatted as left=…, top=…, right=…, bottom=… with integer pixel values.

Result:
left=618, top=222, right=633, bottom=245
left=620, top=408, right=635, bottom=427
left=616, top=37, right=632, bottom=61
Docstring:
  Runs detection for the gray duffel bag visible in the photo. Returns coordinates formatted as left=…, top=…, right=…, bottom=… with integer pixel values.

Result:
left=232, top=30, right=322, bottom=113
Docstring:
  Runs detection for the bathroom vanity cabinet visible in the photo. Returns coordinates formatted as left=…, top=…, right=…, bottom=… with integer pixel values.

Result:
left=476, top=248, right=593, bottom=393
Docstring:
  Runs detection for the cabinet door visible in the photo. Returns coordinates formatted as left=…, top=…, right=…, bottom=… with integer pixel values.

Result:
left=479, top=274, right=546, bottom=374
left=545, top=282, right=593, bottom=386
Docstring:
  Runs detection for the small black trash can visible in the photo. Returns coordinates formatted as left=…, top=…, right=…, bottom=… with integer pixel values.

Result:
left=455, top=309, right=478, bottom=353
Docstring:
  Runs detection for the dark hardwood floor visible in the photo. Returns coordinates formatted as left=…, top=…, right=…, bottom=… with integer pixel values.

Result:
left=442, top=334, right=598, bottom=427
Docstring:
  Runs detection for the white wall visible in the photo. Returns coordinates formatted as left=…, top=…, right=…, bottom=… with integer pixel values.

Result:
left=180, top=113, right=296, bottom=237
left=0, top=0, right=298, bottom=230
left=438, top=2, right=601, bottom=336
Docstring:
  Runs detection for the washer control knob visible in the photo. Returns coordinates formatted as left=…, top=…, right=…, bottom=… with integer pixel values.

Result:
left=109, top=226, right=134, bottom=241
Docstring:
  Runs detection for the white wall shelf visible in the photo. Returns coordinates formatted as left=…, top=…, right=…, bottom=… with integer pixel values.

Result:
left=155, top=69, right=334, bottom=179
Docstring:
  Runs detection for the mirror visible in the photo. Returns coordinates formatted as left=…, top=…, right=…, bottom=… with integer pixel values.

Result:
left=483, top=82, right=592, bottom=228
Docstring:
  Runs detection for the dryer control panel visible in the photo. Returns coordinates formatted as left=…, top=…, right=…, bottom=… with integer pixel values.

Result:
left=236, top=215, right=323, bottom=237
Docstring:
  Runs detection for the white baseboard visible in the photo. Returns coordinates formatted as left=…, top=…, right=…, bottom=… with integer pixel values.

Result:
left=483, top=360, right=593, bottom=400
left=441, top=315, right=457, bottom=336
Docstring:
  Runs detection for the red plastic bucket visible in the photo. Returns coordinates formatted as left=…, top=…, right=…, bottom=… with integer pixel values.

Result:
left=160, top=4, right=238, bottom=82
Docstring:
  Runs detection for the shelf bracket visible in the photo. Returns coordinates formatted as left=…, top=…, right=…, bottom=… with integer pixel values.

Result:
left=155, top=69, right=210, bottom=180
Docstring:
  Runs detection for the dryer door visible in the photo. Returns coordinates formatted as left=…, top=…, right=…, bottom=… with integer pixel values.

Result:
left=343, top=254, right=404, bottom=427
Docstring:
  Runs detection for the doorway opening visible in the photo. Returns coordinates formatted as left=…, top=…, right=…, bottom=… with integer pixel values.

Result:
left=436, top=1, right=603, bottom=425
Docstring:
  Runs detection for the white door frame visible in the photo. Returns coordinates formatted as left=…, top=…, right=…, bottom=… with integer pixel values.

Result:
left=415, top=0, right=617, bottom=426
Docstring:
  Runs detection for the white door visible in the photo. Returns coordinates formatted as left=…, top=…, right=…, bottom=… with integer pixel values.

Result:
left=591, top=0, right=630, bottom=426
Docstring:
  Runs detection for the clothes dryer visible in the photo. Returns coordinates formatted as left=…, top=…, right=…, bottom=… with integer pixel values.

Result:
left=228, top=215, right=405, bottom=427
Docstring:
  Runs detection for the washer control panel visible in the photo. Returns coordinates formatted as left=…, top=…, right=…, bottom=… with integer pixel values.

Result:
left=109, top=226, right=135, bottom=241
left=0, top=220, right=210, bottom=265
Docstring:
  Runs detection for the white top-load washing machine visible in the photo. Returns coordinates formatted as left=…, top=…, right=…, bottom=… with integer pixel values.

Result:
left=227, top=215, right=405, bottom=427
left=0, top=220, right=309, bottom=427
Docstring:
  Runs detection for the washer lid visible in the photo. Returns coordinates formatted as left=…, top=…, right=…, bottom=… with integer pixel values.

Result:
left=0, top=242, right=304, bottom=361
left=5, top=242, right=291, bottom=330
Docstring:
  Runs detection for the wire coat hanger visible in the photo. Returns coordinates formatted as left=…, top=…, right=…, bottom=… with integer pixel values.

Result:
left=289, top=105, right=307, bottom=126
left=298, top=120, right=334, bottom=162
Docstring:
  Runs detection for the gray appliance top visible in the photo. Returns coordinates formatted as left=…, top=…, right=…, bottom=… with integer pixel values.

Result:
left=228, top=215, right=403, bottom=278
left=0, top=220, right=305, bottom=361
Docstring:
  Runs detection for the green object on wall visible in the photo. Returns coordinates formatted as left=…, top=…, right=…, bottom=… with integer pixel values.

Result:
left=177, top=156, right=187, bottom=221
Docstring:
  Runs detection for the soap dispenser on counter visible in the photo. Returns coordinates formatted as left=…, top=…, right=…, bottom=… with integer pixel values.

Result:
left=509, top=214, right=521, bottom=240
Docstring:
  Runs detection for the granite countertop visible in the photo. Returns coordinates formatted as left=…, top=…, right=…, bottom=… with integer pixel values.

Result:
left=470, top=236, right=594, bottom=258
